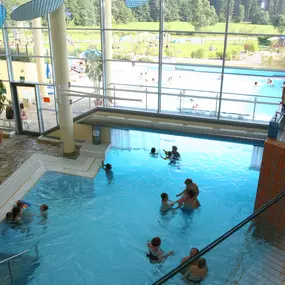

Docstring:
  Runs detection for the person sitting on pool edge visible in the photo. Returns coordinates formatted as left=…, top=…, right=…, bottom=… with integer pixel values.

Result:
left=160, top=193, right=174, bottom=212
left=101, top=161, right=114, bottom=184
left=146, top=237, right=174, bottom=264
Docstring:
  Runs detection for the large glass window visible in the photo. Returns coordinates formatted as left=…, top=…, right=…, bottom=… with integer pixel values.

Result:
left=1, top=0, right=284, bottom=129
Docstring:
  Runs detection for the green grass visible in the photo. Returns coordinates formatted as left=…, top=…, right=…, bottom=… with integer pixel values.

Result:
left=67, top=21, right=279, bottom=34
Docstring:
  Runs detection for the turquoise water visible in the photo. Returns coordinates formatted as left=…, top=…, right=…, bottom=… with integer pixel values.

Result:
left=0, top=136, right=259, bottom=285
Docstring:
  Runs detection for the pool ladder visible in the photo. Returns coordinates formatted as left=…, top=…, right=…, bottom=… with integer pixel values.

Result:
left=0, top=243, right=39, bottom=284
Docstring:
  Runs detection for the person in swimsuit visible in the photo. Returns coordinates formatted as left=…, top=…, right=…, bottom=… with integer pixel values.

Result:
left=40, top=204, right=49, bottom=218
left=184, top=258, right=208, bottom=283
left=101, top=161, right=114, bottom=184
left=170, top=146, right=180, bottom=161
left=180, top=248, right=200, bottom=275
left=146, top=237, right=174, bottom=264
left=160, top=193, right=174, bottom=212
left=150, top=147, right=158, bottom=157
left=161, top=150, right=172, bottom=160
left=183, top=190, right=200, bottom=210
left=176, top=178, right=200, bottom=205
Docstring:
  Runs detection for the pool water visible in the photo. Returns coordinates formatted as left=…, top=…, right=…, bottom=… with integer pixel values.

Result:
left=0, top=137, right=259, bottom=285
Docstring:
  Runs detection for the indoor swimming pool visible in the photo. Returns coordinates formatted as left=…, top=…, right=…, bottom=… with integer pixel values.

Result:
left=0, top=136, right=260, bottom=285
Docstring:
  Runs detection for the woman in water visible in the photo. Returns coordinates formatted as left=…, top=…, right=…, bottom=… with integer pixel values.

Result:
left=184, top=258, right=208, bottom=282
left=176, top=179, right=200, bottom=205
left=146, top=237, right=174, bottom=264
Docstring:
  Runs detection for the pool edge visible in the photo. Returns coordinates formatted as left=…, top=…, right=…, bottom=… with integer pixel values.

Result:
left=0, top=143, right=111, bottom=221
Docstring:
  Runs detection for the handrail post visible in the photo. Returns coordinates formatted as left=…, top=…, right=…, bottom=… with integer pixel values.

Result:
left=179, top=93, right=182, bottom=112
left=113, top=84, right=116, bottom=107
left=8, top=260, right=13, bottom=284
left=145, top=88, right=148, bottom=110
left=252, top=96, right=257, bottom=121
left=215, top=93, right=218, bottom=117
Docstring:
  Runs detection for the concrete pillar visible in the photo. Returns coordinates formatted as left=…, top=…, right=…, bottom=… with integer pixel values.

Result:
left=32, top=18, right=48, bottom=98
left=50, top=6, right=75, bottom=154
left=105, top=0, right=113, bottom=104
left=92, top=125, right=101, bottom=145
left=254, top=139, right=285, bottom=230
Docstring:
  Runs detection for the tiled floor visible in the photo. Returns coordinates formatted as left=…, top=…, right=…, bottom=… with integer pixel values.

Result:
left=0, top=135, right=79, bottom=184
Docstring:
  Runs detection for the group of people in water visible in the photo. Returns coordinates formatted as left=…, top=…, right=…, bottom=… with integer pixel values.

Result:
left=5, top=200, right=49, bottom=227
left=102, top=145, right=206, bottom=282
left=254, top=78, right=275, bottom=87
left=149, top=146, right=206, bottom=282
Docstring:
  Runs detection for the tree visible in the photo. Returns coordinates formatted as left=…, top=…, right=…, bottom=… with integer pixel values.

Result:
left=178, top=0, right=192, bottom=22
left=112, top=0, right=134, bottom=24
left=149, top=0, right=160, bottom=21
left=252, top=10, right=270, bottom=24
left=164, top=0, right=180, bottom=22
left=85, top=50, right=103, bottom=89
left=132, top=3, right=151, bottom=21
left=273, top=15, right=285, bottom=34
left=237, top=4, right=245, bottom=22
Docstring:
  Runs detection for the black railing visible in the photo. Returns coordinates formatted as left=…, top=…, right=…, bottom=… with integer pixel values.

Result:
left=152, top=190, right=285, bottom=285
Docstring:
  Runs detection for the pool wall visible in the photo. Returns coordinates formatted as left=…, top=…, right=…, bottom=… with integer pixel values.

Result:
left=0, top=142, right=110, bottom=221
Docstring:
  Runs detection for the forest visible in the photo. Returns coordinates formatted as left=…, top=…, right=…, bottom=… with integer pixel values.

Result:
left=4, top=0, right=285, bottom=31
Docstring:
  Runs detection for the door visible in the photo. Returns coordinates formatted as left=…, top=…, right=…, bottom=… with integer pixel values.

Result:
left=11, top=83, right=43, bottom=135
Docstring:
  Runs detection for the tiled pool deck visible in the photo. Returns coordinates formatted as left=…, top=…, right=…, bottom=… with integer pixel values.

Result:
left=0, top=136, right=109, bottom=220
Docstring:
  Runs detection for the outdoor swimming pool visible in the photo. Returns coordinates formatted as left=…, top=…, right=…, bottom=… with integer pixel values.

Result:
left=0, top=136, right=260, bottom=285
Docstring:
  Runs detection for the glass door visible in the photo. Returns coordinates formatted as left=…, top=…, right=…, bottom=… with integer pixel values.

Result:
left=11, top=84, right=43, bottom=134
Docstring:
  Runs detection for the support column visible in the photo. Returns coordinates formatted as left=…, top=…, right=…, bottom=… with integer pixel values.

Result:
left=50, top=6, right=75, bottom=154
left=105, top=0, right=112, bottom=103
left=32, top=18, right=47, bottom=98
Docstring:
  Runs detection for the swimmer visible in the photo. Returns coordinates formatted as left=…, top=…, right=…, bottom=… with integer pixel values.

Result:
left=171, top=146, right=180, bottom=160
left=40, top=204, right=49, bottom=218
left=146, top=237, right=174, bottom=264
left=12, top=206, right=21, bottom=222
left=176, top=178, right=199, bottom=200
left=161, top=150, right=172, bottom=160
left=254, top=81, right=258, bottom=87
left=267, top=79, right=274, bottom=86
left=5, top=212, right=13, bottom=221
left=184, top=258, right=208, bottom=282
left=101, top=161, right=114, bottom=184
left=160, top=193, right=174, bottom=211
left=180, top=248, right=200, bottom=275
left=183, top=190, right=200, bottom=210
left=150, top=147, right=158, bottom=157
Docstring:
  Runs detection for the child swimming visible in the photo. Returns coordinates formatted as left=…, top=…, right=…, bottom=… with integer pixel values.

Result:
left=146, top=237, right=174, bottom=263
left=101, top=161, right=114, bottom=184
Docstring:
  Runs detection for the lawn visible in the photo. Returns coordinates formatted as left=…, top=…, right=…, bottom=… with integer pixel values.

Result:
left=3, top=22, right=278, bottom=61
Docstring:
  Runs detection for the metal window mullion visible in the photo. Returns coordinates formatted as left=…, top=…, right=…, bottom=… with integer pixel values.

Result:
left=217, top=0, right=231, bottom=120
left=158, top=0, right=164, bottom=113
left=100, top=0, right=107, bottom=107
left=35, top=85, right=44, bottom=133
left=2, top=26, right=14, bottom=81
left=47, top=15, right=59, bottom=126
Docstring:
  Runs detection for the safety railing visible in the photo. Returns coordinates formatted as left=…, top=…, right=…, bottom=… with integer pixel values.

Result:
left=107, top=82, right=280, bottom=122
left=0, top=243, right=39, bottom=285
left=153, top=190, right=285, bottom=285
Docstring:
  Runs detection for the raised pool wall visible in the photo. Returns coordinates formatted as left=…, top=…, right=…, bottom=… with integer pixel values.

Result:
left=254, top=139, right=285, bottom=230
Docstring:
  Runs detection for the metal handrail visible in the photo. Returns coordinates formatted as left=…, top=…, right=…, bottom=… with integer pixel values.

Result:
left=152, top=190, right=285, bottom=285
left=108, top=82, right=280, bottom=100
left=0, top=249, right=30, bottom=265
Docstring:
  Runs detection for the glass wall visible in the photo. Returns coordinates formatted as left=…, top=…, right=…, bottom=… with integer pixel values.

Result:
left=1, top=0, right=283, bottom=133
